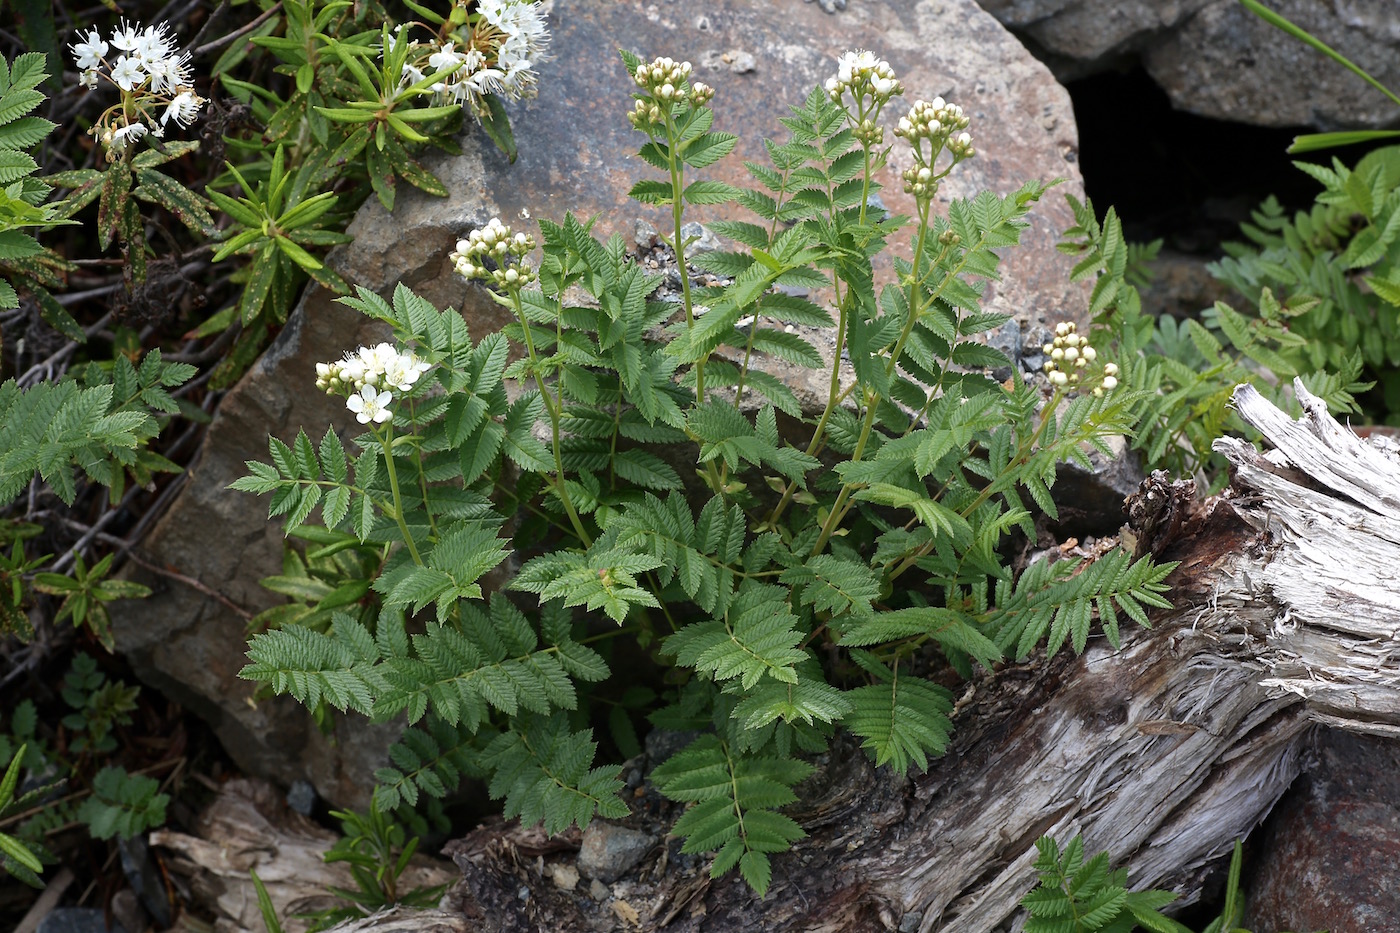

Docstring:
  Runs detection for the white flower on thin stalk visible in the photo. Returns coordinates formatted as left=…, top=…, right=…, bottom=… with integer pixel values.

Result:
left=134, top=24, right=175, bottom=65
left=109, top=56, right=146, bottom=91
left=108, top=122, right=149, bottom=153
left=146, top=53, right=192, bottom=94
left=109, top=21, right=142, bottom=52
left=347, top=385, right=394, bottom=425
left=427, top=41, right=465, bottom=72
left=382, top=351, right=431, bottom=392
left=161, top=91, right=202, bottom=128
left=71, top=29, right=108, bottom=70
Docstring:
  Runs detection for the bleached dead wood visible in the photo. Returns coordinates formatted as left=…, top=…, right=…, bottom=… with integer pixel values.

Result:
left=151, top=778, right=456, bottom=933
left=231, top=380, right=1400, bottom=933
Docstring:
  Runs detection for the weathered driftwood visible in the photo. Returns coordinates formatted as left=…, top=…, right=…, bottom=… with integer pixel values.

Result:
left=256, top=380, right=1400, bottom=933
left=151, top=778, right=456, bottom=933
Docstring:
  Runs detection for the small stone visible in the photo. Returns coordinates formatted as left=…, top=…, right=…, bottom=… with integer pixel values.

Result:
left=286, top=779, right=316, bottom=816
left=1020, top=323, right=1053, bottom=374
left=987, top=318, right=1021, bottom=381
left=727, top=50, right=757, bottom=74
left=589, top=878, right=611, bottom=901
left=899, top=910, right=923, bottom=933
left=814, top=0, right=847, bottom=11
left=644, top=728, right=699, bottom=770
left=109, top=890, right=145, bottom=933
left=578, top=822, right=656, bottom=883
left=679, top=221, right=722, bottom=254
left=633, top=219, right=659, bottom=251
left=864, top=191, right=889, bottom=220
left=36, top=909, right=126, bottom=933
left=549, top=862, right=580, bottom=892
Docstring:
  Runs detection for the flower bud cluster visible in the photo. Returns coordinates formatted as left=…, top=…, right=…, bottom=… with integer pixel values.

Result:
left=1040, top=321, right=1118, bottom=396
left=896, top=97, right=974, bottom=200
left=825, top=50, right=902, bottom=106
left=627, top=56, right=710, bottom=128
left=315, top=344, right=432, bottom=425
left=69, top=21, right=205, bottom=157
left=450, top=217, right=538, bottom=288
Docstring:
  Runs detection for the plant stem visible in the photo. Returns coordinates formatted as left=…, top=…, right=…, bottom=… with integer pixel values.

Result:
left=810, top=201, right=936, bottom=555
left=379, top=423, right=423, bottom=566
left=888, top=388, right=1065, bottom=583
left=509, top=288, right=593, bottom=547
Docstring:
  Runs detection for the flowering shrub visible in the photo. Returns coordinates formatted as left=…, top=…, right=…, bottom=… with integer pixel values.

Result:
left=70, top=21, right=205, bottom=154
left=398, top=0, right=550, bottom=116
left=235, top=49, right=1173, bottom=895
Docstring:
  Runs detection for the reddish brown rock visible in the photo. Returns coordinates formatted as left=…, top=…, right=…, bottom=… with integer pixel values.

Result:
left=1246, top=731, right=1400, bottom=933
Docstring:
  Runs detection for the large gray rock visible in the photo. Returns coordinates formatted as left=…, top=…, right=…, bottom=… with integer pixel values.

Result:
left=1143, top=1, right=1400, bottom=130
left=979, top=0, right=1400, bottom=130
left=978, top=0, right=1210, bottom=68
left=113, top=0, right=1093, bottom=806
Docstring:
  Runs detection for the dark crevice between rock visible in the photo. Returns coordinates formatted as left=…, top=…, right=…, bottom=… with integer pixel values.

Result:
left=1065, top=63, right=1319, bottom=253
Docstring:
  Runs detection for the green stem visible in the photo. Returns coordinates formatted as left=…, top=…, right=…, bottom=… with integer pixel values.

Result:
left=407, top=395, right=439, bottom=539
left=509, top=289, right=593, bottom=547
left=379, top=423, right=423, bottom=566
left=810, top=201, right=936, bottom=555
left=887, top=388, right=1065, bottom=583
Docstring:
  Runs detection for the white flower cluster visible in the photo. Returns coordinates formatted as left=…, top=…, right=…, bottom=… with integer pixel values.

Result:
left=450, top=217, right=538, bottom=288
left=627, top=56, right=712, bottom=129
left=825, top=50, right=902, bottom=105
left=397, top=0, right=549, bottom=116
left=315, top=344, right=431, bottom=425
left=1041, top=321, right=1118, bottom=396
left=896, top=97, right=974, bottom=199
left=70, top=21, right=205, bottom=155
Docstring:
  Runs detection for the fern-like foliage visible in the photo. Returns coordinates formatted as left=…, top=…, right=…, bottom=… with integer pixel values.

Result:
left=0, top=52, right=79, bottom=338
left=1205, top=147, right=1400, bottom=419
left=1021, top=835, right=1188, bottom=933
left=843, top=652, right=952, bottom=773
left=651, top=734, right=814, bottom=896
left=987, top=550, right=1175, bottom=660
left=372, top=714, right=486, bottom=813
left=232, top=55, right=1188, bottom=896
left=242, top=598, right=623, bottom=835
left=1064, top=194, right=1369, bottom=487
left=0, top=351, right=193, bottom=507
left=482, top=712, right=629, bottom=835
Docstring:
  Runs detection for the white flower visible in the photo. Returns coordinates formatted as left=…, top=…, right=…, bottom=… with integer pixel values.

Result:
left=110, top=55, right=146, bottom=91
left=346, top=385, right=394, bottom=424
left=110, top=21, right=142, bottom=52
left=134, top=24, right=174, bottom=64
left=71, top=28, right=108, bottom=70
left=382, top=350, right=430, bottom=391
left=1101, top=375, right=1118, bottom=391
left=80, top=69, right=100, bottom=89
left=161, top=91, right=203, bottom=128
left=146, top=52, right=191, bottom=93
left=109, top=122, right=148, bottom=152
left=427, top=41, right=464, bottom=72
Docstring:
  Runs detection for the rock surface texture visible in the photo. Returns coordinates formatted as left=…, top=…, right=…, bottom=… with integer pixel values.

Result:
left=112, top=0, right=1091, bottom=805
left=978, top=0, right=1400, bottom=129
left=1246, top=731, right=1400, bottom=933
